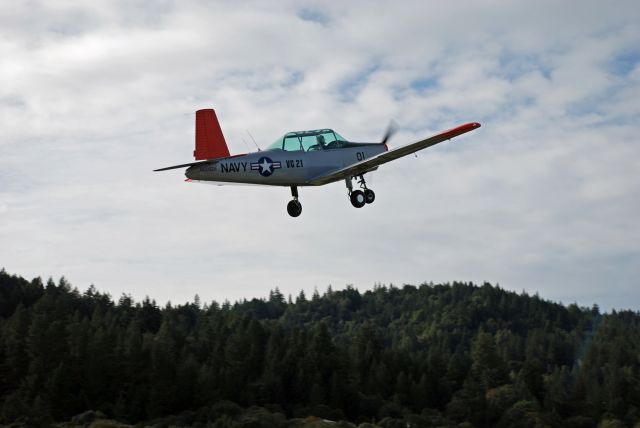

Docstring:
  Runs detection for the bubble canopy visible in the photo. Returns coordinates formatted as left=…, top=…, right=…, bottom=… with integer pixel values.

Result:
left=266, top=129, right=348, bottom=152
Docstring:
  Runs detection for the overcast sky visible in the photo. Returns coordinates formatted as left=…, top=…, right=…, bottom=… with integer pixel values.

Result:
left=1, top=0, right=639, bottom=311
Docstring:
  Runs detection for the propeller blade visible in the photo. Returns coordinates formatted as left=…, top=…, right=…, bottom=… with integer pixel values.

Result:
left=381, top=120, right=397, bottom=145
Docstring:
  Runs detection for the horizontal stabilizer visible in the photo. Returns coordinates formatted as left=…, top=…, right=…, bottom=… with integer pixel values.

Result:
left=153, top=160, right=210, bottom=172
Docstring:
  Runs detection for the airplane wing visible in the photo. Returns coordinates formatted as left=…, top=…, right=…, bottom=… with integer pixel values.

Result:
left=306, top=122, right=481, bottom=185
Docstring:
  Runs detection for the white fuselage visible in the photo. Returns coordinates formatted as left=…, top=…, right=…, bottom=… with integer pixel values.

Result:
left=186, top=143, right=385, bottom=186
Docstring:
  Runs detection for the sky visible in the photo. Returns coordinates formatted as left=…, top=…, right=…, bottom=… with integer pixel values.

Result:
left=1, top=0, right=639, bottom=311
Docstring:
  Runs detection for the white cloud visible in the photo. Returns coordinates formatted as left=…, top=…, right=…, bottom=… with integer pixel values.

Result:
left=1, top=0, right=639, bottom=310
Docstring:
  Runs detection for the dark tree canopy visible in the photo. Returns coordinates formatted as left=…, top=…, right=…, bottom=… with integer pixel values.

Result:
left=0, top=269, right=638, bottom=427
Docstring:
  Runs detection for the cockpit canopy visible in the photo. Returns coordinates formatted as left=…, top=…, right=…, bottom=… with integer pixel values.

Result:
left=267, top=129, right=348, bottom=152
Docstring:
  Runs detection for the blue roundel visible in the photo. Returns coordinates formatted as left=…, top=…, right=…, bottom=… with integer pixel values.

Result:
left=251, top=156, right=281, bottom=177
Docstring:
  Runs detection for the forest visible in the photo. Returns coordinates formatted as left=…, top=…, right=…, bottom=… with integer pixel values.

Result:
left=0, top=268, right=639, bottom=428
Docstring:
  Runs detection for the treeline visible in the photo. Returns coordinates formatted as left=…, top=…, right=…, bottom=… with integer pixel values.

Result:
left=0, top=269, right=639, bottom=427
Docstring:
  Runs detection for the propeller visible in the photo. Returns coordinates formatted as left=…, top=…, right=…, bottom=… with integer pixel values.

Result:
left=380, top=120, right=397, bottom=145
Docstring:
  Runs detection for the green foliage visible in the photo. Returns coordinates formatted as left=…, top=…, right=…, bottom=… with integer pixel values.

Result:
left=598, top=419, right=627, bottom=428
left=0, top=271, right=638, bottom=427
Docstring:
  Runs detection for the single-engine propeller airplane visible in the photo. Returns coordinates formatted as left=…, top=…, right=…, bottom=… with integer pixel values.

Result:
left=154, top=109, right=481, bottom=217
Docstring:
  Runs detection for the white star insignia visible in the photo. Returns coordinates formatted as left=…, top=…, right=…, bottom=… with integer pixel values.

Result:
left=259, top=159, right=273, bottom=173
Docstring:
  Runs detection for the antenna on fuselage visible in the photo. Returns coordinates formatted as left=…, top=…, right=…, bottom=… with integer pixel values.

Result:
left=241, top=138, right=251, bottom=152
left=246, top=130, right=261, bottom=152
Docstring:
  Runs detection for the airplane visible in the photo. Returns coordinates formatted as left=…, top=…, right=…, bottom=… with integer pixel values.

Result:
left=154, top=109, right=481, bottom=217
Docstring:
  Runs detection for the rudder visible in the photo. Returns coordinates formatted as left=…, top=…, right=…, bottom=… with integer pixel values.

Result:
left=194, top=109, right=231, bottom=160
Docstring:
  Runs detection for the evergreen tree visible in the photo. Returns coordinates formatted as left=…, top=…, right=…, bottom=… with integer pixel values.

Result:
left=0, top=269, right=638, bottom=426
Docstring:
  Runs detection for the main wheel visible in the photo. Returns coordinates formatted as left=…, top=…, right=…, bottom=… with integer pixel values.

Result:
left=287, top=200, right=302, bottom=217
left=350, top=190, right=366, bottom=208
left=364, top=189, right=375, bottom=204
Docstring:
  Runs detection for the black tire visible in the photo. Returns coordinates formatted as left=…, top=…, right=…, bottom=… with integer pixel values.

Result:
left=364, top=189, right=375, bottom=204
left=350, top=190, right=366, bottom=208
left=287, top=200, right=302, bottom=217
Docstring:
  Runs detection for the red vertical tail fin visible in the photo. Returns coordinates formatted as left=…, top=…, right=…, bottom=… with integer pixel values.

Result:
left=194, top=109, right=231, bottom=160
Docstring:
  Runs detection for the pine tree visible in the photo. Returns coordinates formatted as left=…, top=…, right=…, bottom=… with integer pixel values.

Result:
left=470, top=331, right=509, bottom=391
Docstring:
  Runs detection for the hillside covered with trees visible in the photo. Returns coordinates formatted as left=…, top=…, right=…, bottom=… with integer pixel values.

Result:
left=0, top=269, right=639, bottom=427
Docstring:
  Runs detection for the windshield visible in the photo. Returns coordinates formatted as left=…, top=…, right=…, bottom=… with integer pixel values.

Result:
left=266, top=129, right=347, bottom=152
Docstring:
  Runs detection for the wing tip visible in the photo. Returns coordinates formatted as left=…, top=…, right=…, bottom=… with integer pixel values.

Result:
left=460, top=122, right=481, bottom=131
left=441, top=122, right=482, bottom=140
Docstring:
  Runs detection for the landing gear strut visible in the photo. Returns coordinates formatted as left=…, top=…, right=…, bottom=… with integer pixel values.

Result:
left=346, top=175, right=375, bottom=208
left=287, top=186, right=302, bottom=217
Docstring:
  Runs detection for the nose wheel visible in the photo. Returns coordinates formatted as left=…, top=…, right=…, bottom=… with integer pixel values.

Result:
left=346, top=175, right=376, bottom=208
left=287, top=186, right=302, bottom=217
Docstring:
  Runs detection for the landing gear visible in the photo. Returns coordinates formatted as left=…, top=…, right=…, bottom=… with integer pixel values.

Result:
left=287, top=186, right=302, bottom=217
left=350, top=190, right=366, bottom=208
left=364, top=188, right=375, bottom=204
left=346, top=175, right=376, bottom=208
left=287, top=200, right=302, bottom=217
